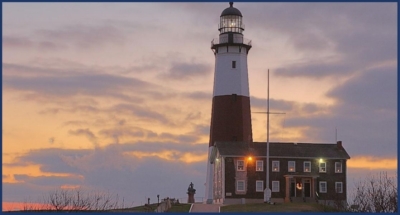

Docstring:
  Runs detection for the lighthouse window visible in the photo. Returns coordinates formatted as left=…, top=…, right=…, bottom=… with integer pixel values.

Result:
left=232, top=61, right=236, bottom=68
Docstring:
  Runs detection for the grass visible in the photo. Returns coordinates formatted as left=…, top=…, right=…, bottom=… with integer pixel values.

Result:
left=110, top=203, right=159, bottom=212
left=166, top=203, right=192, bottom=212
left=220, top=202, right=340, bottom=212
left=110, top=203, right=192, bottom=213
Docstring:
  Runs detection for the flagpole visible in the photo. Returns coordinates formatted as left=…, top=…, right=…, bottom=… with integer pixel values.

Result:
left=265, top=69, right=271, bottom=203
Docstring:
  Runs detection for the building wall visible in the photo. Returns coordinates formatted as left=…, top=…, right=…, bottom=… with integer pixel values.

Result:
left=223, top=156, right=347, bottom=202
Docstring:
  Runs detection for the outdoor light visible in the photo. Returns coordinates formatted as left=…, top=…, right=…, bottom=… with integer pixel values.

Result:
left=296, top=183, right=303, bottom=190
left=248, top=156, right=252, bottom=161
left=319, top=158, right=324, bottom=163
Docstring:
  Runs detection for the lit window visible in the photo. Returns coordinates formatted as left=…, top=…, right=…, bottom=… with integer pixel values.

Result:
left=256, top=160, right=263, bottom=171
left=237, top=180, right=245, bottom=191
left=237, top=160, right=244, bottom=171
left=272, top=181, right=280, bottom=192
left=335, top=162, right=342, bottom=173
left=256, top=180, right=263, bottom=192
left=304, top=161, right=311, bottom=172
left=319, top=181, right=327, bottom=193
left=319, top=162, right=326, bottom=173
left=232, top=61, right=236, bottom=68
left=335, top=182, right=343, bottom=193
left=288, top=161, right=295, bottom=172
left=272, top=161, right=280, bottom=172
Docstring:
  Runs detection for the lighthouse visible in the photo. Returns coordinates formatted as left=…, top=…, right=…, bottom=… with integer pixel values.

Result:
left=205, top=2, right=253, bottom=204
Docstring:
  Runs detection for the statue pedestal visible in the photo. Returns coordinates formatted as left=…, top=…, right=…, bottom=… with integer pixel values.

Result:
left=187, top=193, right=195, bottom=203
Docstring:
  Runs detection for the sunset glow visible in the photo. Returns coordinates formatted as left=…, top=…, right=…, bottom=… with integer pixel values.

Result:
left=2, top=2, right=396, bottom=210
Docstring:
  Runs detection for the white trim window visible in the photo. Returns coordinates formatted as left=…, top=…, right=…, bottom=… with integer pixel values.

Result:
left=237, top=160, right=244, bottom=171
left=256, top=160, right=263, bottom=171
left=335, top=182, right=343, bottom=193
left=319, top=162, right=326, bottom=173
left=256, top=180, right=263, bottom=192
left=335, top=162, right=342, bottom=173
left=237, top=180, right=245, bottom=191
left=288, top=161, right=295, bottom=172
left=272, top=181, right=280, bottom=192
left=304, top=161, right=311, bottom=172
left=319, top=181, right=327, bottom=193
left=272, top=161, right=280, bottom=172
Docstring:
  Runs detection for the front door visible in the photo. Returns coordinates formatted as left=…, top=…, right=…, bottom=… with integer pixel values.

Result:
left=290, top=179, right=295, bottom=197
left=304, top=179, right=311, bottom=197
left=296, top=178, right=303, bottom=197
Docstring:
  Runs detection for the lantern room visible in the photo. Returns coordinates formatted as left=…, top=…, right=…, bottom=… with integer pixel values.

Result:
left=219, top=2, right=244, bottom=34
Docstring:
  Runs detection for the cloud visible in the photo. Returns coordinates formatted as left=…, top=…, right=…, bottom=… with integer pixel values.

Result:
left=2, top=35, right=61, bottom=51
left=347, top=156, right=397, bottom=170
left=251, top=96, right=294, bottom=111
left=99, top=127, right=146, bottom=144
left=3, top=143, right=208, bottom=205
left=69, top=128, right=98, bottom=148
left=4, top=72, right=149, bottom=98
left=160, top=62, right=212, bottom=80
left=109, top=104, right=170, bottom=125
left=283, top=65, right=396, bottom=157
left=2, top=36, right=34, bottom=48
left=35, top=24, right=128, bottom=50
left=327, top=65, right=397, bottom=111
left=244, top=3, right=396, bottom=79
left=13, top=174, right=84, bottom=187
left=3, top=23, right=128, bottom=52
left=274, top=60, right=355, bottom=79
left=3, top=63, right=163, bottom=104
left=62, top=120, right=89, bottom=127
left=182, top=91, right=212, bottom=101
left=5, top=148, right=91, bottom=173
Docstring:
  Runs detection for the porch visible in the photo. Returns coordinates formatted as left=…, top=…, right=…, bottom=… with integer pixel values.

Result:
left=283, top=175, right=319, bottom=203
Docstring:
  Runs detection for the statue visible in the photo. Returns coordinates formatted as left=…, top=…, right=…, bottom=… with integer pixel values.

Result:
left=187, top=182, right=196, bottom=203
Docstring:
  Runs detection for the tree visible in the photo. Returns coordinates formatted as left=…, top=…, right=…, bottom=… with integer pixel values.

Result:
left=349, top=172, right=397, bottom=213
left=23, top=189, right=125, bottom=211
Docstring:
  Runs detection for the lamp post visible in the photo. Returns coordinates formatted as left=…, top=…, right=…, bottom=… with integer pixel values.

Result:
left=157, top=195, right=160, bottom=206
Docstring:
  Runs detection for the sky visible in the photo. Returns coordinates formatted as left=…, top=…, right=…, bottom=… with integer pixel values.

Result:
left=2, top=2, right=397, bottom=210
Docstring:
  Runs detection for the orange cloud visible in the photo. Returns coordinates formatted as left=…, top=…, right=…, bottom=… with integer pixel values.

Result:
left=179, top=152, right=208, bottom=163
left=60, top=184, right=81, bottom=189
left=348, top=156, right=397, bottom=170
left=125, top=150, right=207, bottom=163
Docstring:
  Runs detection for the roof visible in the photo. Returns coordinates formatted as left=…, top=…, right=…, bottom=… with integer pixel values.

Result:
left=221, top=2, right=242, bottom=17
left=214, top=141, right=351, bottom=159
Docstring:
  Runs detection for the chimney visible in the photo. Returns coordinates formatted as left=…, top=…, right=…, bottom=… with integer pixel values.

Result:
left=337, top=141, right=343, bottom=149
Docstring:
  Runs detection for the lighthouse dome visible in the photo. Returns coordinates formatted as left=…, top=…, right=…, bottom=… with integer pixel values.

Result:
left=221, top=2, right=242, bottom=17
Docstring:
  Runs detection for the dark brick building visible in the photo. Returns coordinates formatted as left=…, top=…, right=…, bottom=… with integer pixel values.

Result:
left=210, top=141, right=350, bottom=205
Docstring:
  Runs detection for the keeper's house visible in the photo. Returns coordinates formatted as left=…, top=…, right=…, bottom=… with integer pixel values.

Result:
left=210, top=141, right=350, bottom=206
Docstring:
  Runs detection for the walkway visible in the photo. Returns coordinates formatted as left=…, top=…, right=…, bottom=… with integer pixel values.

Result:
left=190, top=203, right=221, bottom=213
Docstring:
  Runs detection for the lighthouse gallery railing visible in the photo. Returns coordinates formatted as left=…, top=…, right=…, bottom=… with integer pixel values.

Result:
left=211, top=37, right=252, bottom=47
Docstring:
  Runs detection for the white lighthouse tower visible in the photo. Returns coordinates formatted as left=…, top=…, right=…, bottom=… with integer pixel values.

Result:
left=205, top=2, right=253, bottom=204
